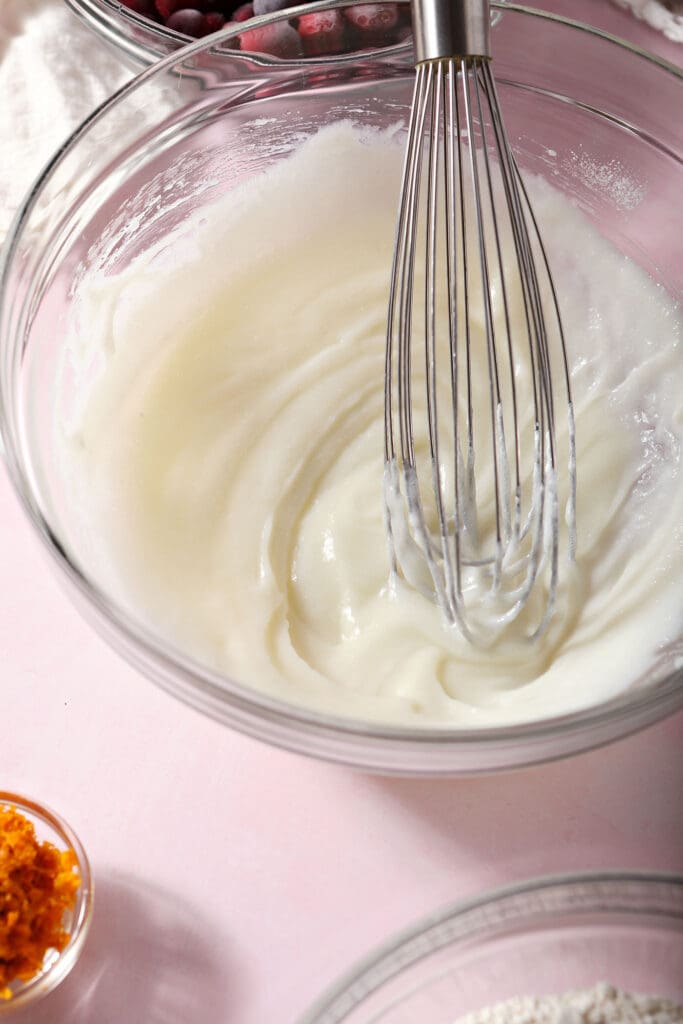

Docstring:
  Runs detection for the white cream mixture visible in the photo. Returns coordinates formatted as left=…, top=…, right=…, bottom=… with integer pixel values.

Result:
left=57, top=123, right=682, bottom=727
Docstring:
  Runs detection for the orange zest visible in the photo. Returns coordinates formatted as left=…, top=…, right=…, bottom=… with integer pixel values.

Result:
left=0, top=804, right=80, bottom=1000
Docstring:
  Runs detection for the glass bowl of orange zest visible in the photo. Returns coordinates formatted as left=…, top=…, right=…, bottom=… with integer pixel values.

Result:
left=0, top=793, right=93, bottom=1012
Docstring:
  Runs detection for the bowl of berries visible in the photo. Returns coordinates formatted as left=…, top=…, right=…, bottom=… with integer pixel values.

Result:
left=65, top=0, right=413, bottom=66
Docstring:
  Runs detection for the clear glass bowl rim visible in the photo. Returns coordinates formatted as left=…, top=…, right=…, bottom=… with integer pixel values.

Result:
left=298, top=870, right=683, bottom=1023
left=1, top=4, right=682, bottom=774
left=65, top=0, right=425, bottom=65
left=64, top=0, right=683, bottom=70
left=0, top=792, right=93, bottom=1012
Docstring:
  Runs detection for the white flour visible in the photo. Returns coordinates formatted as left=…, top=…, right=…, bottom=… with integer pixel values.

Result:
left=0, top=0, right=131, bottom=243
left=454, top=984, right=683, bottom=1024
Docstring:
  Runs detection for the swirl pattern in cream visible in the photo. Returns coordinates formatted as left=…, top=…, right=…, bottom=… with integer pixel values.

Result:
left=58, top=123, right=683, bottom=727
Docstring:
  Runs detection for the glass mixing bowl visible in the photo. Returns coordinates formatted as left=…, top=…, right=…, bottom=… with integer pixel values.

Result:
left=1, top=4, right=682, bottom=774
left=298, top=872, right=683, bottom=1023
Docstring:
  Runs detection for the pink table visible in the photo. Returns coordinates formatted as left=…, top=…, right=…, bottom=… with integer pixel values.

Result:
left=3, top=3, right=682, bottom=1022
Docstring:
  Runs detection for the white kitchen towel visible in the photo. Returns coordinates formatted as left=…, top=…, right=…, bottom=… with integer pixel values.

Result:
left=0, top=0, right=132, bottom=244
left=611, top=0, right=683, bottom=41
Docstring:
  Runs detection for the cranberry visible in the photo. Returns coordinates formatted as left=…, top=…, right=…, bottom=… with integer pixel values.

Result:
left=344, top=2, right=398, bottom=45
left=239, top=20, right=303, bottom=56
left=121, top=0, right=159, bottom=16
left=203, top=10, right=226, bottom=30
left=393, top=22, right=412, bottom=42
left=231, top=2, right=254, bottom=20
left=156, top=0, right=195, bottom=16
left=166, top=8, right=207, bottom=33
left=297, top=9, right=345, bottom=55
left=396, top=2, right=411, bottom=24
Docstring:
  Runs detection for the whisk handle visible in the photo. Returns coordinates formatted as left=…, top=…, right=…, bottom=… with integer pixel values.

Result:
left=411, top=0, right=491, bottom=63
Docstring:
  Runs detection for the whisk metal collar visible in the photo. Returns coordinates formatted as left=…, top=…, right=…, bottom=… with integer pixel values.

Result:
left=412, top=0, right=491, bottom=64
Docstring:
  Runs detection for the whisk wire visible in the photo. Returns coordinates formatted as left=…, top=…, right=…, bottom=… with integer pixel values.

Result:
left=384, top=37, right=576, bottom=644
left=465, top=61, right=510, bottom=596
left=426, top=62, right=455, bottom=615
left=444, top=62, right=466, bottom=613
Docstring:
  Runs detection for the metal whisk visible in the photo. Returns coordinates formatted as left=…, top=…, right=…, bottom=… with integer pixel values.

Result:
left=384, top=0, right=576, bottom=645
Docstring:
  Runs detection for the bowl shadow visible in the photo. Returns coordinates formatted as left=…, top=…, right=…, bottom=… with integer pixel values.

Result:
left=13, top=872, right=241, bottom=1024
left=364, top=710, right=683, bottom=881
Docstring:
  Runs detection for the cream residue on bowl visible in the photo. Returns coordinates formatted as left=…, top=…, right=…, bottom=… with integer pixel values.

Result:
left=55, top=122, right=683, bottom=727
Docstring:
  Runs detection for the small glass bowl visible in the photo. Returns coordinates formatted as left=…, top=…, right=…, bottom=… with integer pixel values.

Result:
left=64, top=0, right=414, bottom=67
left=65, top=0, right=189, bottom=65
left=0, top=793, right=93, bottom=1014
left=299, top=872, right=683, bottom=1023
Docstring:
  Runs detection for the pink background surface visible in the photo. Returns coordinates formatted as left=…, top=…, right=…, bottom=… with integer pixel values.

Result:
left=2, top=2, right=682, bottom=1022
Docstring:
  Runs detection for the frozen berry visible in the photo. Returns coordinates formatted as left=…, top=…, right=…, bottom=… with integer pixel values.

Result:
left=344, top=2, right=398, bottom=44
left=156, top=0, right=199, bottom=16
left=239, top=20, right=303, bottom=56
left=166, top=8, right=207, bottom=33
left=121, top=0, right=159, bottom=16
left=393, top=22, right=412, bottom=42
left=230, top=2, right=254, bottom=21
left=297, top=9, right=345, bottom=55
left=203, top=10, right=225, bottom=30
left=252, top=0, right=295, bottom=15
left=396, top=3, right=411, bottom=24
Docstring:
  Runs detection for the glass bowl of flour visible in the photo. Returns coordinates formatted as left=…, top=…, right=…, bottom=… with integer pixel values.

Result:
left=1, top=4, right=682, bottom=774
left=299, top=872, right=683, bottom=1023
